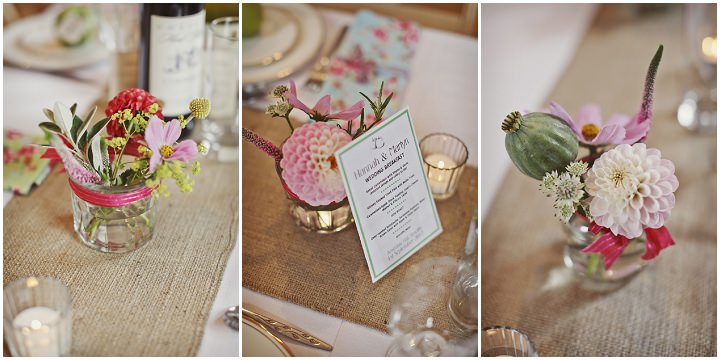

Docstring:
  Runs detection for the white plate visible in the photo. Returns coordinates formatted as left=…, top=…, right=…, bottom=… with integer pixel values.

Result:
left=242, top=4, right=323, bottom=85
left=242, top=315, right=293, bottom=357
left=4, top=12, right=109, bottom=71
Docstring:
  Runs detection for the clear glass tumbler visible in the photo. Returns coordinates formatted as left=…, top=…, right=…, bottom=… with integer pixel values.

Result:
left=201, top=16, right=240, bottom=162
left=481, top=326, right=538, bottom=357
left=96, top=4, right=141, bottom=100
left=419, top=133, right=468, bottom=200
left=4, top=277, right=73, bottom=357
left=448, top=210, right=478, bottom=331
left=71, top=182, right=156, bottom=253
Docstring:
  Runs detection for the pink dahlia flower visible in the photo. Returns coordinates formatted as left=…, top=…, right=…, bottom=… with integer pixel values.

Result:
left=549, top=102, right=650, bottom=146
left=585, top=143, right=678, bottom=239
left=279, top=122, right=352, bottom=206
left=145, top=116, right=198, bottom=172
left=284, top=80, right=364, bottom=122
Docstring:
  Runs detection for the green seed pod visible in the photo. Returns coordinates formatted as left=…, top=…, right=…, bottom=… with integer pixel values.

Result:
left=502, top=111, right=579, bottom=180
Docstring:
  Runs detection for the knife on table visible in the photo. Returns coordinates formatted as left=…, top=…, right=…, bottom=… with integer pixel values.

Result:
left=242, top=308, right=334, bottom=351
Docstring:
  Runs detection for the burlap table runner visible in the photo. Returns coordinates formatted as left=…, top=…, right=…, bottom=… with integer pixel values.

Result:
left=3, top=160, right=238, bottom=356
left=242, top=109, right=478, bottom=333
left=481, top=5, right=716, bottom=356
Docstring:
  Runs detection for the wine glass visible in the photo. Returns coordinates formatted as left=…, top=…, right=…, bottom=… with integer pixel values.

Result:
left=677, top=3, right=717, bottom=133
left=386, top=256, right=477, bottom=356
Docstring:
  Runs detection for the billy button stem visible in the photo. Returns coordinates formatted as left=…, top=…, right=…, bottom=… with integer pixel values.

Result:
left=501, top=111, right=523, bottom=134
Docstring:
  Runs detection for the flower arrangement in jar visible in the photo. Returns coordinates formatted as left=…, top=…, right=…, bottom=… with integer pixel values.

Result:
left=39, top=88, right=210, bottom=253
left=500, top=45, right=678, bottom=281
left=243, top=81, right=394, bottom=233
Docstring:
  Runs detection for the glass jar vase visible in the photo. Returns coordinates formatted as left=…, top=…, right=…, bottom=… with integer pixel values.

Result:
left=69, top=180, right=156, bottom=253
left=275, top=162, right=354, bottom=234
left=563, top=214, right=648, bottom=282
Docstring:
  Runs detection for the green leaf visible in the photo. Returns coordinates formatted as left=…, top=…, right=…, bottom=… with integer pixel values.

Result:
left=90, top=135, right=102, bottom=173
left=359, top=92, right=378, bottom=112
left=53, top=102, right=74, bottom=141
left=85, top=118, right=111, bottom=145
left=42, top=108, right=55, bottom=123
left=77, top=106, right=98, bottom=140
left=80, top=117, right=111, bottom=155
left=38, top=122, right=62, bottom=134
left=70, top=115, right=83, bottom=142
left=69, top=103, right=78, bottom=116
left=381, top=92, right=394, bottom=110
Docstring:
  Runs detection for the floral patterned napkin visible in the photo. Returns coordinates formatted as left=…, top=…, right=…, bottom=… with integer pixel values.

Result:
left=320, top=10, right=420, bottom=119
left=4, top=130, right=52, bottom=195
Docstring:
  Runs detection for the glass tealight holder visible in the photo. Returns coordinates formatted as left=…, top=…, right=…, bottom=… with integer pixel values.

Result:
left=481, top=326, right=538, bottom=357
left=420, top=133, right=468, bottom=200
left=4, top=277, right=72, bottom=357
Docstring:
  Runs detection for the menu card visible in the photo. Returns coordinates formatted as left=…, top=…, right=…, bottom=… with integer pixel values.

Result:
left=335, top=108, right=442, bottom=282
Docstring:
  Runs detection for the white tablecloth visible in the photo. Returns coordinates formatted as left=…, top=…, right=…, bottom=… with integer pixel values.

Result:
left=2, top=42, right=238, bottom=359
left=242, top=8, right=477, bottom=356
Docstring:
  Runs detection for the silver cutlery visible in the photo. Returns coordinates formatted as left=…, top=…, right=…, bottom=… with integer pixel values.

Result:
left=224, top=305, right=239, bottom=330
left=242, top=307, right=333, bottom=351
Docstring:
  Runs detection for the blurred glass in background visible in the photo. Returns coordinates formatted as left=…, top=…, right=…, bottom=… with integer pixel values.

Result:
left=677, top=3, right=717, bottom=134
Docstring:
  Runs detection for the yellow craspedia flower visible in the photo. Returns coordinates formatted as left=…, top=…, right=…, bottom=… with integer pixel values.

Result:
left=189, top=98, right=211, bottom=119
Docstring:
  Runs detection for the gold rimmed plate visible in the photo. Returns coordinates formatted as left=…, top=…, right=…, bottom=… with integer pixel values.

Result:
left=242, top=4, right=324, bottom=85
left=242, top=313, right=293, bottom=357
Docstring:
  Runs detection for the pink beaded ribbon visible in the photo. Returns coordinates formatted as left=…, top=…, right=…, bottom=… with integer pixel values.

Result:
left=68, top=179, right=155, bottom=207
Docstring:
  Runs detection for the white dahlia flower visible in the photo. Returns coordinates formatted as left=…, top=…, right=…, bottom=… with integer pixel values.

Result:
left=586, top=143, right=678, bottom=238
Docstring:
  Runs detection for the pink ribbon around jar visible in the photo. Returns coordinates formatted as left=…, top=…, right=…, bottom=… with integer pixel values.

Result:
left=68, top=179, right=155, bottom=207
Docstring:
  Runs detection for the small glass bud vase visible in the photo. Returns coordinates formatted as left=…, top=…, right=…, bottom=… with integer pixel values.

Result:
left=275, top=162, right=354, bottom=234
left=70, top=180, right=157, bottom=253
left=563, top=214, right=648, bottom=282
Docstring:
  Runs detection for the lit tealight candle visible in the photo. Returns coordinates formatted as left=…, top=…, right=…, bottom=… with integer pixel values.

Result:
left=701, top=36, right=717, bottom=65
left=425, top=153, right=458, bottom=195
left=12, top=306, right=61, bottom=357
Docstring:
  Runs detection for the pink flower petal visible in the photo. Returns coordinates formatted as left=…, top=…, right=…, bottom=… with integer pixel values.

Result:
left=149, top=151, right=162, bottom=172
left=620, top=113, right=651, bottom=144
left=167, top=140, right=198, bottom=162
left=641, top=226, right=675, bottom=260
left=590, top=123, right=626, bottom=145
left=549, top=101, right=580, bottom=136
left=580, top=230, right=630, bottom=270
left=313, top=95, right=332, bottom=115
left=285, top=81, right=312, bottom=114
left=145, top=116, right=165, bottom=151
left=605, top=113, right=631, bottom=127
left=163, top=119, right=182, bottom=145
left=575, top=104, right=602, bottom=128
left=327, top=100, right=364, bottom=121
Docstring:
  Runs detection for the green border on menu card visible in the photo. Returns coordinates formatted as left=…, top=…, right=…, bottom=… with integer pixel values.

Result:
left=336, top=108, right=442, bottom=281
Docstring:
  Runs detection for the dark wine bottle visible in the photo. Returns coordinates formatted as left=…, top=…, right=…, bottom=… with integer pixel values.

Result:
left=139, top=4, right=205, bottom=138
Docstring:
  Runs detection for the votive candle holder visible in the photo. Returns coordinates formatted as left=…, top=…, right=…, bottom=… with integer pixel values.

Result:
left=420, top=133, right=468, bottom=200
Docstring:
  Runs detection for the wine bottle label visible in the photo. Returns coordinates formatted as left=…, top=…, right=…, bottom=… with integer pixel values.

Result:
left=149, top=10, right=205, bottom=117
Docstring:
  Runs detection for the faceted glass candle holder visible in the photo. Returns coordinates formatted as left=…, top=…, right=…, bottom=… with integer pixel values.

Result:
left=420, top=133, right=468, bottom=200
left=4, top=277, right=72, bottom=357
left=481, top=326, right=537, bottom=357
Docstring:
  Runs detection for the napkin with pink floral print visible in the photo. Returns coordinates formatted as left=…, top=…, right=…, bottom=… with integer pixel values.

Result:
left=320, top=10, right=419, bottom=119
left=4, top=130, right=51, bottom=195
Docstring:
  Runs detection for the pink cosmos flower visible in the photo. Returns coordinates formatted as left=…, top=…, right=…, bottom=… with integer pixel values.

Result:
left=549, top=46, right=662, bottom=146
left=279, top=122, right=352, bottom=206
left=549, top=102, right=650, bottom=146
left=145, top=116, right=198, bottom=172
left=284, top=80, right=364, bottom=122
